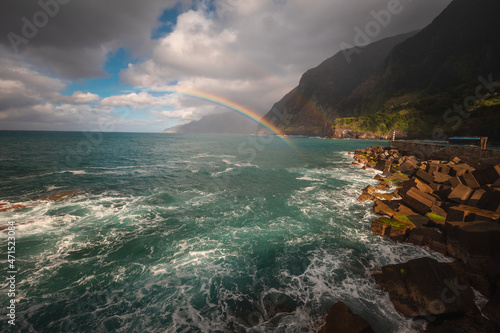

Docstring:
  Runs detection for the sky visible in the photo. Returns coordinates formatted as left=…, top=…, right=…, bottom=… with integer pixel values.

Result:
left=0, top=0, right=453, bottom=133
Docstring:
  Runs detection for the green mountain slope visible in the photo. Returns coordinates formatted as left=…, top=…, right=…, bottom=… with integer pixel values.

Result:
left=257, top=31, right=418, bottom=136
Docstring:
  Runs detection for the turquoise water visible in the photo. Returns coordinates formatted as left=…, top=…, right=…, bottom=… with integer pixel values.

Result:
left=0, top=132, right=448, bottom=332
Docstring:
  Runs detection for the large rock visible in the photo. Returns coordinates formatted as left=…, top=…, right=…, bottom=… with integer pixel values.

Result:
left=373, top=199, right=397, bottom=217
left=460, top=173, right=480, bottom=189
left=371, top=217, right=416, bottom=241
left=445, top=221, right=500, bottom=277
left=407, top=227, right=447, bottom=255
left=448, top=184, right=473, bottom=204
left=373, top=257, right=477, bottom=318
left=318, top=301, right=374, bottom=333
left=446, top=205, right=500, bottom=223
left=37, top=190, right=79, bottom=202
left=402, top=187, right=436, bottom=215
left=415, top=169, right=435, bottom=184
left=477, top=189, right=500, bottom=213
left=0, top=204, right=26, bottom=213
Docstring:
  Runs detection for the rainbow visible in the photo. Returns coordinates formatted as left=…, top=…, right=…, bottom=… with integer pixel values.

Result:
left=157, top=88, right=298, bottom=150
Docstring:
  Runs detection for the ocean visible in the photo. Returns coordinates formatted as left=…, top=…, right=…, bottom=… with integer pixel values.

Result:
left=0, top=131, right=449, bottom=332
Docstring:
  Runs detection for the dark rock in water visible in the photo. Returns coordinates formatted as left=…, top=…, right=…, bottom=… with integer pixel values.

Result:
left=318, top=301, right=374, bottom=333
left=373, top=257, right=477, bottom=318
left=262, top=293, right=296, bottom=319
left=37, top=190, right=79, bottom=202
left=0, top=204, right=26, bottom=213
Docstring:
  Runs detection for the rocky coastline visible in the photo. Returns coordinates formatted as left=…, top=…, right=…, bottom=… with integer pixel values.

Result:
left=320, top=145, right=500, bottom=332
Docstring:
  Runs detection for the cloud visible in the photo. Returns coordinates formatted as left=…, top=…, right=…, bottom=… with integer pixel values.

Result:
left=50, top=91, right=100, bottom=105
left=0, top=0, right=453, bottom=131
left=0, top=0, right=193, bottom=79
left=121, top=0, right=453, bottom=118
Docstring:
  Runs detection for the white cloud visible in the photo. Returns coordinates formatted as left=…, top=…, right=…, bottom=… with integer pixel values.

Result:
left=121, top=0, right=453, bottom=122
left=0, top=0, right=453, bottom=131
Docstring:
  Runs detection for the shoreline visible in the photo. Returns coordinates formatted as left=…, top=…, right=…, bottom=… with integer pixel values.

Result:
left=321, top=144, right=500, bottom=332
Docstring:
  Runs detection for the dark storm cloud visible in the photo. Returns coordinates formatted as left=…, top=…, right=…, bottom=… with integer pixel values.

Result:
left=0, top=0, right=191, bottom=79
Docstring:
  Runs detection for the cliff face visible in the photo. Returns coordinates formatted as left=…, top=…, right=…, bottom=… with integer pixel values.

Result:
left=260, top=0, right=500, bottom=141
left=257, top=31, right=418, bottom=136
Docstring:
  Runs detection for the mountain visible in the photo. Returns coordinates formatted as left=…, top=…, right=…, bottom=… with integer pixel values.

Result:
left=261, top=0, right=500, bottom=141
left=164, top=112, right=258, bottom=134
left=257, top=31, right=418, bottom=136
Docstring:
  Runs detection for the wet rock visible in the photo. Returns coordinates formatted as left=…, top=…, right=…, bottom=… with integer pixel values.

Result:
left=371, top=217, right=415, bottom=241
left=318, top=301, right=374, bottom=333
left=37, top=190, right=79, bottom=202
left=373, top=257, right=477, bottom=318
left=373, top=199, right=397, bottom=217
left=408, top=227, right=447, bottom=255
left=0, top=204, right=26, bottom=213
left=357, top=192, right=374, bottom=202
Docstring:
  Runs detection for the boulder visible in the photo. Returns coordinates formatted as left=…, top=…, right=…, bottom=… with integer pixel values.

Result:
left=402, top=187, right=436, bottom=215
left=415, top=169, right=435, bottom=184
left=460, top=173, right=480, bottom=189
left=371, top=217, right=415, bottom=241
left=37, top=190, right=79, bottom=202
left=467, top=189, right=486, bottom=207
left=446, top=205, right=500, bottom=223
left=401, top=178, right=433, bottom=195
left=449, top=177, right=462, bottom=188
left=357, top=193, right=374, bottom=202
left=444, top=221, right=500, bottom=278
left=398, top=160, right=418, bottom=175
left=0, top=204, right=26, bottom=213
left=477, top=189, right=500, bottom=213
left=318, top=301, right=374, bottom=333
left=407, top=227, right=447, bottom=255
left=373, top=192, right=395, bottom=201
left=373, top=257, right=477, bottom=318
left=426, top=205, right=448, bottom=229
left=448, top=184, right=473, bottom=204
left=376, top=182, right=391, bottom=191
left=373, top=199, right=396, bottom=217
left=450, top=163, right=475, bottom=177
left=433, top=172, right=452, bottom=184
left=483, top=164, right=500, bottom=185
